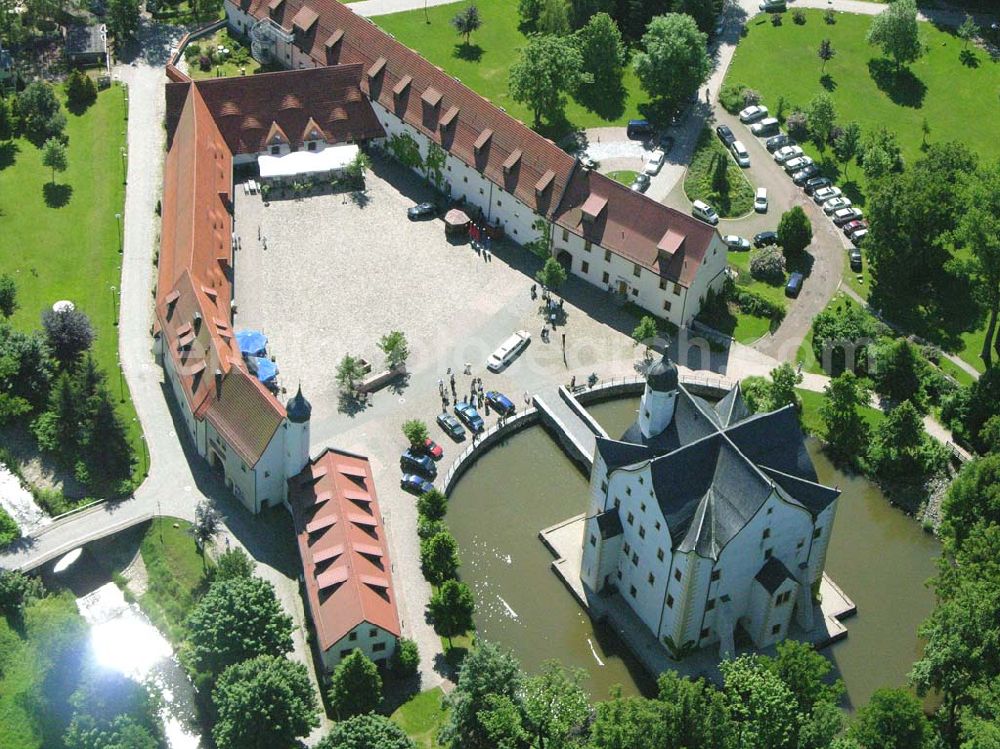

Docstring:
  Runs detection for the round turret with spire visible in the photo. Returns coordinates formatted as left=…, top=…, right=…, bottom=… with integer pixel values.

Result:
left=646, top=353, right=679, bottom=392
left=286, top=385, right=312, bottom=423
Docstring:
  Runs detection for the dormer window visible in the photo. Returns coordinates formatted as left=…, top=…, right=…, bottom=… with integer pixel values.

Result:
left=392, top=75, right=412, bottom=98
left=580, top=194, right=607, bottom=224
left=474, top=128, right=493, bottom=154
left=307, top=141, right=316, bottom=151
left=502, top=149, right=522, bottom=175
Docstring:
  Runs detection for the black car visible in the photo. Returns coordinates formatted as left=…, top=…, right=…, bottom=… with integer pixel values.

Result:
left=407, top=202, right=436, bottom=220
left=627, top=119, right=654, bottom=139
left=792, top=164, right=821, bottom=185
left=401, top=449, right=437, bottom=478
left=803, top=177, right=832, bottom=196
left=753, top=231, right=779, bottom=248
left=849, top=249, right=863, bottom=272
left=716, top=124, right=736, bottom=147
left=785, top=272, right=804, bottom=298
left=765, top=134, right=793, bottom=152
left=630, top=173, right=651, bottom=193
left=436, top=412, right=466, bottom=441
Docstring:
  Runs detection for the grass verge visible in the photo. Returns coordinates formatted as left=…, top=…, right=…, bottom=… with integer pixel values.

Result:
left=683, top=128, right=754, bottom=217
left=391, top=687, right=449, bottom=749
left=607, top=170, right=639, bottom=186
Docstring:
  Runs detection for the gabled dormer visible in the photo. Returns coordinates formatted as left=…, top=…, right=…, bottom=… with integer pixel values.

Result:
left=301, top=117, right=325, bottom=152
left=264, top=121, right=289, bottom=155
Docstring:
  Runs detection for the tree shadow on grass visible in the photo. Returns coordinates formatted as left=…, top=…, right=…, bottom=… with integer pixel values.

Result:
left=820, top=74, right=837, bottom=92
left=867, top=58, right=927, bottom=108
left=959, top=48, right=980, bottom=68
left=0, top=141, right=19, bottom=171
left=453, top=42, right=483, bottom=62
left=839, top=178, right=864, bottom=206
left=574, top=81, right=627, bottom=122
left=43, top=182, right=73, bottom=208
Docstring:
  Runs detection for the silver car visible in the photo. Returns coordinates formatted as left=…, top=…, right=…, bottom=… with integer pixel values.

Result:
left=823, top=196, right=852, bottom=215
left=773, top=145, right=803, bottom=164
left=812, top=186, right=842, bottom=205
left=783, top=156, right=813, bottom=173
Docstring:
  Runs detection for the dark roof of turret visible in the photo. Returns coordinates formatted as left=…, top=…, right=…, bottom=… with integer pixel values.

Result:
left=646, top=354, right=679, bottom=392
left=286, top=385, right=312, bottom=423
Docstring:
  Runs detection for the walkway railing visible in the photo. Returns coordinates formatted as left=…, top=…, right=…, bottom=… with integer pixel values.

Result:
left=441, top=406, right=541, bottom=495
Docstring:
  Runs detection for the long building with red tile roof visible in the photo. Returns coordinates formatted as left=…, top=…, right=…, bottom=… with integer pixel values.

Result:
left=155, top=65, right=383, bottom=514
left=223, top=0, right=728, bottom=326
left=289, top=447, right=401, bottom=670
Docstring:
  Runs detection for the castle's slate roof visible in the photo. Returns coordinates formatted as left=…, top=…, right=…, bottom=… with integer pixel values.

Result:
left=608, top=384, right=839, bottom=560
left=755, top=556, right=796, bottom=594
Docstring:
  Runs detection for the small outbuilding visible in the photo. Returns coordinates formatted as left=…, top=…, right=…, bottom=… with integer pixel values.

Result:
left=65, top=23, right=108, bottom=66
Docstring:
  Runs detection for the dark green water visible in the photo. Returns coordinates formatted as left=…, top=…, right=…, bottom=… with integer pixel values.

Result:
left=446, top=396, right=941, bottom=706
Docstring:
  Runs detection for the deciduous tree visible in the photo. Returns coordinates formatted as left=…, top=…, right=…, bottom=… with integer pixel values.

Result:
left=957, top=161, right=1000, bottom=367
left=538, top=0, right=570, bottom=35
left=575, top=13, right=628, bottom=106
left=870, top=337, right=927, bottom=408
left=535, top=255, right=568, bottom=290
left=521, top=660, right=590, bottom=748
left=420, top=529, right=460, bottom=586
left=509, top=34, right=583, bottom=127
left=633, top=13, right=710, bottom=108
left=0, top=273, right=17, bottom=318
left=850, top=687, right=930, bottom=749
left=187, top=501, right=224, bottom=564
left=212, top=655, right=319, bottom=749
left=378, top=330, right=409, bottom=369
left=866, top=0, right=923, bottom=71
left=429, top=579, right=475, bottom=650
left=940, top=454, right=1000, bottom=551
left=440, top=640, right=522, bottom=749
left=806, top=92, right=837, bottom=149
left=818, top=38, right=836, bottom=72
left=214, top=547, right=254, bottom=581
left=329, top=650, right=383, bottom=719
left=417, top=488, right=448, bottom=522
left=18, top=80, right=65, bottom=144
left=402, top=418, right=429, bottom=449
left=769, top=362, right=802, bottom=410
left=957, top=13, right=979, bottom=49
left=720, top=655, right=798, bottom=749
left=820, top=372, right=870, bottom=464
left=833, top=121, right=861, bottom=174
left=317, top=713, right=415, bottom=749
left=777, top=206, right=812, bottom=255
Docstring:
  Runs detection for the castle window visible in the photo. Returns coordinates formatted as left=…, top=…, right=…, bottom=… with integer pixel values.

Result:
left=630, top=585, right=637, bottom=598
left=638, top=477, right=644, bottom=485
left=623, top=542, right=630, bottom=555
left=604, top=249, right=611, bottom=262
left=711, top=569, right=721, bottom=582
left=349, top=632, right=357, bottom=642
left=562, top=228, right=569, bottom=242
left=674, top=283, right=682, bottom=295
left=373, top=642, right=386, bottom=652
left=776, top=591, right=792, bottom=606
left=627, top=512, right=634, bottom=525
left=369, top=628, right=377, bottom=638
left=640, top=502, right=646, bottom=512
left=340, top=649, right=353, bottom=658
left=602, top=272, right=609, bottom=284
left=584, top=240, right=592, bottom=252
left=601, top=481, right=607, bottom=492
left=632, top=288, right=639, bottom=297
left=581, top=260, right=589, bottom=274
left=797, top=539, right=805, bottom=549
left=659, top=279, right=667, bottom=290
left=763, top=528, right=771, bottom=540
left=814, top=527, right=823, bottom=539
left=639, top=526, right=645, bottom=539
left=633, top=263, right=641, bottom=278
left=767, top=506, right=773, bottom=515
left=631, top=553, right=638, bottom=566
left=657, top=548, right=664, bottom=561
left=464, top=176, right=468, bottom=182
left=626, top=487, right=631, bottom=496
left=706, top=598, right=715, bottom=611
left=663, top=300, right=672, bottom=312
left=271, top=145, right=280, bottom=155
left=772, top=624, right=781, bottom=635
left=648, top=573, right=655, bottom=585
left=655, top=521, right=661, bottom=531
left=589, top=534, right=596, bottom=547
left=764, top=548, right=773, bottom=560
left=614, top=498, right=621, bottom=509
left=700, top=628, right=710, bottom=640
left=666, top=594, right=674, bottom=608
left=617, top=570, right=622, bottom=580
left=674, top=569, right=682, bottom=582
left=307, top=141, right=317, bottom=151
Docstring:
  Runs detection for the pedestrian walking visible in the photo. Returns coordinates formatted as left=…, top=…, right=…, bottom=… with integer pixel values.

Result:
left=562, top=333, right=566, bottom=349
left=570, top=375, right=576, bottom=389
left=450, top=373, right=456, bottom=387
left=531, top=283, right=537, bottom=299
left=464, top=362, right=472, bottom=375
left=524, top=391, right=530, bottom=404
left=257, top=225, right=261, bottom=240
left=485, top=401, right=491, bottom=415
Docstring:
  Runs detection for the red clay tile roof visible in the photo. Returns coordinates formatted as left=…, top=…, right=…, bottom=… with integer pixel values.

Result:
left=239, top=0, right=576, bottom=217
left=205, top=367, right=286, bottom=465
left=290, top=449, right=401, bottom=652
left=185, top=65, right=384, bottom=155
left=553, top=169, right=716, bottom=285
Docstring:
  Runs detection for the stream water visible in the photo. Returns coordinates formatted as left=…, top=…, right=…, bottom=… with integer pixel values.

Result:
left=446, top=396, right=940, bottom=707
left=0, top=463, right=49, bottom=532
left=75, top=582, right=202, bottom=748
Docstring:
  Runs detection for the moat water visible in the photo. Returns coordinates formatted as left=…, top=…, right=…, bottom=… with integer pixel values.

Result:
left=446, top=396, right=940, bottom=707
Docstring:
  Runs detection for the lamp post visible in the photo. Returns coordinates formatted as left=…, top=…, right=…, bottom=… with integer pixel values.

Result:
left=117, top=356, right=124, bottom=403
left=115, top=212, right=122, bottom=254
left=110, top=285, right=118, bottom=327
left=120, top=146, right=127, bottom=184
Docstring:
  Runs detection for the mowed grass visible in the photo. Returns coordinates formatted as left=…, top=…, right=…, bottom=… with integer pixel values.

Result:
left=607, top=169, right=639, bottom=185
left=796, top=387, right=886, bottom=437
left=683, top=128, right=755, bottom=217
left=0, top=87, right=143, bottom=478
left=375, top=0, right=648, bottom=138
left=391, top=687, right=449, bottom=749
left=726, top=8, right=1000, bottom=206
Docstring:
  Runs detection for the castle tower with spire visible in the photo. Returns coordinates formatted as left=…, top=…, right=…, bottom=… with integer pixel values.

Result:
left=284, top=385, right=312, bottom=492
left=637, top=355, right=679, bottom=439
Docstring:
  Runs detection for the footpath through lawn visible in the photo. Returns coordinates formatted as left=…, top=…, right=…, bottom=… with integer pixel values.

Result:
left=0, top=86, right=143, bottom=482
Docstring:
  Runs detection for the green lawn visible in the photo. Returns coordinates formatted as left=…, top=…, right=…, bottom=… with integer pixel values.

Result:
left=391, top=687, right=449, bottom=749
left=683, top=127, right=755, bottom=217
left=375, top=0, right=648, bottom=138
left=135, top=518, right=213, bottom=645
left=0, top=87, right=143, bottom=481
left=607, top=169, right=639, bottom=185
left=796, top=387, right=886, bottom=437
left=726, top=9, right=1000, bottom=207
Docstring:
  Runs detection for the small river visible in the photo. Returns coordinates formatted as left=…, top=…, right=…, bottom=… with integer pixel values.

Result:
left=446, top=396, right=940, bottom=707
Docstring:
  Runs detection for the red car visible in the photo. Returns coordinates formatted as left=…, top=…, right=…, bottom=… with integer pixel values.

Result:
left=423, top=438, right=443, bottom=460
left=842, top=220, right=867, bottom=237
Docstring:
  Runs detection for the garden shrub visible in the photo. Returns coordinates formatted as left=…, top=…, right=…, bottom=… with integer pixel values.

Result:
left=786, top=111, right=809, bottom=141
left=733, top=287, right=785, bottom=321
left=198, top=55, right=212, bottom=72
left=184, top=43, right=201, bottom=61
left=771, top=12, right=782, bottom=25
left=719, top=82, right=746, bottom=114
left=792, top=9, right=806, bottom=24
left=749, top=246, right=786, bottom=282
left=392, top=638, right=420, bottom=677
left=0, top=506, right=19, bottom=547
left=742, top=88, right=761, bottom=107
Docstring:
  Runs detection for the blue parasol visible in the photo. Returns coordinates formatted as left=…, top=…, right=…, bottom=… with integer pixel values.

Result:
left=236, top=330, right=268, bottom=357
left=250, top=356, right=278, bottom=384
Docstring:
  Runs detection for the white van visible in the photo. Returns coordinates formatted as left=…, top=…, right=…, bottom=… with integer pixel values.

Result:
left=691, top=200, right=719, bottom=225
left=754, top=187, right=768, bottom=213
left=487, top=330, right=531, bottom=372
left=731, top=140, right=750, bottom=167
left=750, top=117, right=780, bottom=136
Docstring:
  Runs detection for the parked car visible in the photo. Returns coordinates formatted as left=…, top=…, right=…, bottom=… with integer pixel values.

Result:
left=627, top=119, right=654, bottom=139
left=753, top=230, right=779, bottom=248
left=422, top=438, right=443, bottom=460
left=731, top=140, right=751, bottom=167
left=754, top=187, right=768, bottom=213
left=783, top=155, right=813, bottom=174
left=773, top=145, right=803, bottom=163
left=750, top=117, right=780, bottom=136
left=812, top=186, right=842, bottom=205
left=401, top=449, right=437, bottom=478
left=850, top=228, right=868, bottom=245
left=401, top=473, right=434, bottom=495
left=842, top=219, right=867, bottom=237
left=723, top=235, right=751, bottom=251
left=765, top=133, right=793, bottom=152
left=792, top=165, right=820, bottom=185
left=485, top=390, right=516, bottom=416
left=739, top=105, right=768, bottom=123
left=487, top=330, right=531, bottom=372
left=692, top=199, right=719, bottom=225
left=716, top=124, right=736, bottom=146
left=437, top=412, right=467, bottom=441
left=658, top=134, right=676, bottom=153
left=644, top=149, right=666, bottom=175
left=804, top=176, right=832, bottom=195
left=407, top=202, right=436, bottom=220
left=630, top=173, right=651, bottom=193
left=849, top=249, right=863, bottom=271
left=833, top=207, right=864, bottom=226
left=785, top=271, right=804, bottom=298
left=823, top=196, right=852, bottom=215
left=454, top=402, right=485, bottom=432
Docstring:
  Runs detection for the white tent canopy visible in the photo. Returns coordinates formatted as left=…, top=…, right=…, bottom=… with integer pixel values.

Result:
left=258, top=144, right=360, bottom=180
